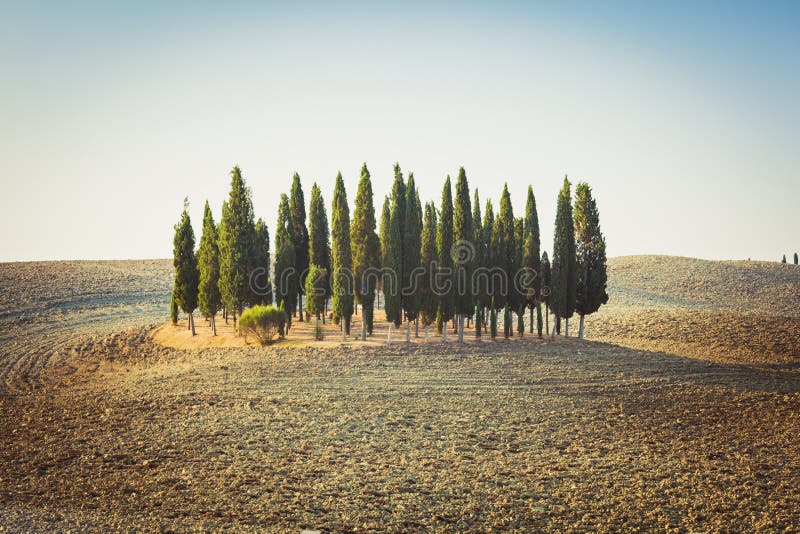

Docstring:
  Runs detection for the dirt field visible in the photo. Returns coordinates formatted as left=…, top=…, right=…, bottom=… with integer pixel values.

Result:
left=1, top=256, right=799, bottom=531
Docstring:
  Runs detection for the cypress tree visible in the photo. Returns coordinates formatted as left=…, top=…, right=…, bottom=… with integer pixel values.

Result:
left=289, top=173, right=310, bottom=321
left=198, top=200, right=222, bottom=335
left=379, top=196, right=391, bottom=271
left=513, top=216, right=524, bottom=334
left=331, top=172, right=354, bottom=336
left=437, top=176, right=455, bottom=336
left=308, top=183, right=332, bottom=313
left=492, top=184, right=515, bottom=336
left=274, top=194, right=297, bottom=332
left=794, top=253, right=798, bottom=265
left=253, top=217, right=272, bottom=305
left=522, top=186, right=542, bottom=333
left=403, top=173, right=423, bottom=338
left=173, top=199, right=199, bottom=335
left=304, top=263, right=327, bottom=320
left=481, top=199, right=495, bottom=323
left=351, top=163, right=381, bottom=339
left=541, top=251, right=551, bottom=335
left=384, top=165, right=405, bottom=326
left=378, top=195, right=391, bottom=312
left=551, top=177, right=577, bottom=335
left=453, top=167, right=473, bottom=343
left=782, top=255, right=787, bottom=264
left=419, top=201, right=438, bottom=329
left=472, top=190, right=483, bottom=336
left=218, top=166, right=257, bottom=325
left=574, top=182, right=609, bottom=339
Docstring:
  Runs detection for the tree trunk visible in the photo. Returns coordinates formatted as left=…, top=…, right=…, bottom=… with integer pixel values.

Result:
left=458, top=314, right=464, bottom=343
left=361, top=305, right=367, bottom=341
left=529, top=307, right=534, bottom=333
left=387, top=324, right=392, bottom=345
left=415, top=318, right=419, bottom=338
left=298, top=294, right=304, bottom=322
left=342, top=318, right=347, bottom=341
left=578, top=314, right=585, bottom=339
left=406, top=322, right=411, bottom=343
left=212, top=315, right=216, bottom=336
left=190, top=313, right=196, bottom=336
left=442, top=323, right=447, bottom=342
left=545, top=304, right=549, bottom=335
left=565, top=317, right=569, bottom=337
left=425, top=325, right=430, bottom=343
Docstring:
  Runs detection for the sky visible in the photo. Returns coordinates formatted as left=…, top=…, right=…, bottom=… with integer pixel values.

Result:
left=1, top=0, right=798, bottom=262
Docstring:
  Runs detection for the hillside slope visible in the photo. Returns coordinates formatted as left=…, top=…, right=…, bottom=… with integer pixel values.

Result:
left=588, top=255, right=800, bottom=364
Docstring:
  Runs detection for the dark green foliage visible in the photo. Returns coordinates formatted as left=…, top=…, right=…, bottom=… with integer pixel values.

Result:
left=513, top=217, right=524, bottom=311
left=239, top=305, right=286, bottom=345
left=289, top=173, right=310, bottom=319
left=491, top=185, right=516, bottom=310
left=308, top=183, right=331, bottom=302
left=379, top=195, right=391, bottom=269
left=274, top=194, right=297, bottom=327
left=795, top=253, right=798, bottom=265
left=384, top=164, right=405, bottom=326
left=351, top=163, right=381, bottom=335
left=198, top=201, right=222, bottom=334
left=253, top=217, right=271, bottom=305
left=551, top=177, right=577, bottom=325
left=522, top=186, right=542, bottom=310
left=420, top=201, right=438, bottom=327
left=218, top=166, right=258, bottom=319
left=475, top=303, right=482, bottom=337
left=170, top=289, right=178, bottom=325
left=437, top=176, right=455, bottom=325
left=403, top=173, right=422, bottom=324
left=503, top=303, right=510, bottom=338
left=536, top=303, right=543, bottom=338
left=453, top=167, right=473, bottom=316
left=304, top=263, right=327, bottom=319
left=480, top=199, right=495, bottom=309
left=331, top=172, right=354, bottom=332
left=782, top=255, right=787, bottom=263
left=574, top=182, right=609, bottom=317
left=541, top=251, right=551, bottom=308
left=173, top=201, right=199, bottom=335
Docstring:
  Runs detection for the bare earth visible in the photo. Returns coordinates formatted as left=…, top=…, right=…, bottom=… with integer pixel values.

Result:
left=0, top=256, right=799, bottom=531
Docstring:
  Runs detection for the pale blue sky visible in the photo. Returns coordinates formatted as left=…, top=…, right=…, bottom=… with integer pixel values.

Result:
left=1, top=1, right=798, bottom=261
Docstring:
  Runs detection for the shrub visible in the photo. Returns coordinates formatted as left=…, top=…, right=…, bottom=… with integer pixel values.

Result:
left=239, top=305, right=286, bottom=345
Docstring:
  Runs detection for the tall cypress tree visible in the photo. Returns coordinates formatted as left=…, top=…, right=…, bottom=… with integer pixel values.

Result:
left=541, top=251, right=551, bottom=335
left=574, top=182, right=609, bottom=339
left=403, top=173, right=422, bottom=338
left=351, top=163, right=381, bottom=339
left=308, top=183, right=331, bottom=310
left=197, top=200, right=221, bottom=335
left=795, top=253, right=798, bottom=265
left=384, top=165, right=405, bottom=326
left=253, top=218, right=272, bottom=305
left=217, top=166, right=257, bottom=325
left=378, top=195, right=391, bottom=312
left=419, top=201, right=438, bottom=329
left=472, top=189, right=483, bottom=335
left=437, top=176, right=454, bottom=335
left=453, top=167, right=473, bottom=342
left=491, top=184, right=516, bottom=336
left=331, top=172, right=354, bottom=335
left=522, top=186, right=542, bottom=333
left=481, top=199, right=495, bottom=323
left=274, top=194, right=297, bottom=331
left=289, top=173, right=310, bottom=321
left=173, top=199, right=199, bottom=335
left=551, top=176, right=577, bottom=335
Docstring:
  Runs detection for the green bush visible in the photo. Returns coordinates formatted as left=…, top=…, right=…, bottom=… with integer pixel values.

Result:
left=239, top=305, right=287, bottom=345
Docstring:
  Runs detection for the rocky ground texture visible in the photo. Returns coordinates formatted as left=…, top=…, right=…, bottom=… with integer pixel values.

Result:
left=0, top=256, right=798, bottom=531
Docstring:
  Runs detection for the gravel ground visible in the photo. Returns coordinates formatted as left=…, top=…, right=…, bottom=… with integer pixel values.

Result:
left=1, top=331, right=799, bottom=532
left=1, top=256, right=799, bottom=531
